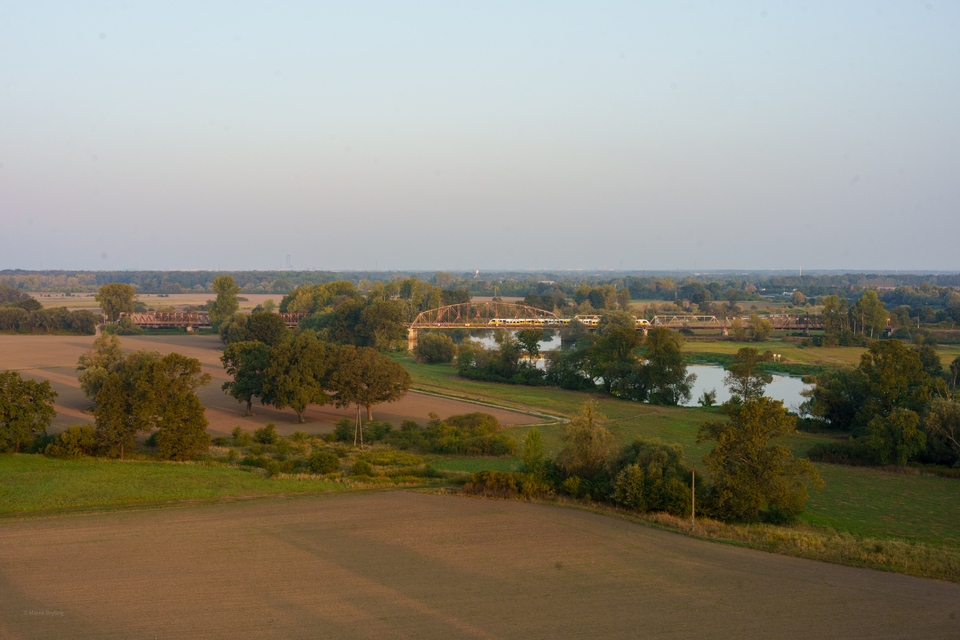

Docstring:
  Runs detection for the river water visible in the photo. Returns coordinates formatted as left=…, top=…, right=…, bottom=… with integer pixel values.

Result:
left=466, top=331, right=811, bottom=409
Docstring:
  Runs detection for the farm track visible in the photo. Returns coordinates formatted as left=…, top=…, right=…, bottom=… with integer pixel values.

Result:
left=1, top=491, right=957, bottom=639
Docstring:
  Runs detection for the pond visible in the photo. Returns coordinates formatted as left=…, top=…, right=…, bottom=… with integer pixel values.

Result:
left=683, top=365, right=811, bottom=411
left=464, top=331, right=812, bottom=409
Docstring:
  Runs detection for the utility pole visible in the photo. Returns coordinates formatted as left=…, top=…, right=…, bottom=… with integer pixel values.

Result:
left=691, top=462, right=696, bottom=528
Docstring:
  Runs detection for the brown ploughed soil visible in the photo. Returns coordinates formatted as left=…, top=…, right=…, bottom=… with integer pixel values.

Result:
left=1, top=492, right=958, bottom=639
left=0, top=335, right=539, bottom=435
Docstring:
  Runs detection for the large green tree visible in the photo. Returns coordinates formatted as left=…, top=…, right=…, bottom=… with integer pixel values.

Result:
left=95, top=283, right=136, bottom=322
left=328, top=345, right=411, bottom=445
left=261, top=331, right=331, bottom=423
left=699, top=398, right=823, bottom=522
left=209, top=275, right=241, bottom=327
left=724, top=347, right=773, bottom=403
left=643, top=328, right=695, bottom=405
left=555, top=402, right=613, bottom=479
left=851, top=290, right=888, bottom=338
left=93, top=351, right=211, bottom=459
left=221, top=340, right=273, bottom=415
left=77, top=332, right=124, bottom=399
left=0, top=371, right=58, bottom=452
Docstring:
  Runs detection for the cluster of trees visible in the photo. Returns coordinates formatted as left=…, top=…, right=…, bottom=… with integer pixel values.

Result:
left=804, top=340, right=960, bottom=468
left=469, top=387, right=821, bottom=523
left=0, top=284, right=98, bottom=335
left=280, top=277, right=466, bottom=325
left=882, top=284, right=960, bottom=327
left=455, top=312, right=695, bottom=406
left=73, top=334, right=212, bottom=460
left=0, top=371, right=57, bottom=452
left=814, top=292, right=889, bottom=345
left=221, top=326, right=411, bottom=446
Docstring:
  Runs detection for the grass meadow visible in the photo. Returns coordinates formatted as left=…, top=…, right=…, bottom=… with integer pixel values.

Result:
left=399, top=355, right=960, bottom=551
left=0, top=454, right=342, bottom=518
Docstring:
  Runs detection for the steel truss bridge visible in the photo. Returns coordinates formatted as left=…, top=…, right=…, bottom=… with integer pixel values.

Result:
left=120, top=304, right=825, bottom=342
left=120, top=312, right=307, bottom=330
left=405, top=303, right=824, bottom=349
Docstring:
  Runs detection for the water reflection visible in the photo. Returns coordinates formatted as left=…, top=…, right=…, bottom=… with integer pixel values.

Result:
left=684, top=365, right=811, bottom=411
left=463, top=331, right=811, bottom=410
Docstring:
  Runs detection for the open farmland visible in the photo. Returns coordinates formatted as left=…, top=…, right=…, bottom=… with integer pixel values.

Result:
left=2, top=491, right=958, bottom=640
left=0, top=334, right=542, bottom=436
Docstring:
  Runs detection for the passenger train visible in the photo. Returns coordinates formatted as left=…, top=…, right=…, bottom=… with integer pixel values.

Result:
left=487, top=315, right=651, bottom=328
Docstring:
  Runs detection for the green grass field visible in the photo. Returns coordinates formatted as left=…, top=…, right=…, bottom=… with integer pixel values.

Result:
left=0, top=455, right=341, bottom=518
left=400, top=355, right=960, bottom=549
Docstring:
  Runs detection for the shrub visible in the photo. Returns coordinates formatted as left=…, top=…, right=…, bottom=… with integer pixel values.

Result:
left=308, top=451, right=341, bottom=474
left=462, top=470, right=552, bottom=499
left=254, top=423, right=278, bottom=445
left=610, top=439, right=695, bottom=516
left=352, top=460, right=374, bottom=476
left=264, top=459, right=282, bottom=477
left=44, top=425, right=98, bottom=459
left=365, top=420, right=393, bottom=441
left=290, top=430, right=307, bottom=443
left=274, top=439, right=292, bottom=456
left=232, top=426, right=251, bottom=447
left=414, top=332, right=457, bottom=363
left=333, top=418, right=355, bottom=443
left=211, top=436, right=228, bottom=446
left=807, top=439, right=880, bottom=466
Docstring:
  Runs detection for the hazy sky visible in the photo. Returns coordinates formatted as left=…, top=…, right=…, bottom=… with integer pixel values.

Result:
left=1, top=1, right=958, bottom=271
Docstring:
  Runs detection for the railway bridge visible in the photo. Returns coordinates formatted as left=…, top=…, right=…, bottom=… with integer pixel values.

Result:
left=405, top=302, right=824, bottom=349
left=120, top=304, right=824, bottom=348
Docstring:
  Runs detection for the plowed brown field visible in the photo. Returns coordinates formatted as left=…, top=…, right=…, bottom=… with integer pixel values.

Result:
left=0, top=335, right=540, bottom=435
left=1, top=492, right=957, bottom=639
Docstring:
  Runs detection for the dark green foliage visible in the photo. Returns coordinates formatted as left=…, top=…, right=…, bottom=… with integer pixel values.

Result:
left=544, top=344, right=596, bottom=391
left=643, top=328, right=695, bottom=405
left=0, top=371, right=57, bottom=453
left=724, top=348, right=773, bottom=403
left=414, top=332, right=456, bottom=364
left=253, top=423, right=278, bottom=444
left=308, top=451, right=341, bottom=474
left=333, top=418, right=355, bottom=442
left=352, top=460, right=374, bottom=476
left=866, top=409, right=925, bottom=467
left=95, top=282, right=136, bottom=322
left=44, top=425, right=99, bottom=458
left=699, top=398, right=823, bottom=522
left=457, top=334, right=547, bottom=386
left=232, top=426, right=252, bottom=447
left=462, top=470, right=552, bottom=499
left=382, top=412, right=516, bottom=456
left=221, top=340, right=272, bottom=415
left=0, top=306, right=98, bottom=335
left=807, top=438, right=881, bottom=466
left=610, top=439, right=694, bottom=517
left=93, top=351, right=211, bottom=460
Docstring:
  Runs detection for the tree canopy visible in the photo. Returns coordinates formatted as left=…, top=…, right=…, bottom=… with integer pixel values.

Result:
left=95, top=283, right=136, bottom=322
left=0, top=371, right=57, bottom=452
left=699, top=398, right=823, bottom=522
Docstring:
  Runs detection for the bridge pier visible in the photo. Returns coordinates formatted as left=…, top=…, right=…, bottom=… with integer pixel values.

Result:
left=407, top=328, right=418, bottom=352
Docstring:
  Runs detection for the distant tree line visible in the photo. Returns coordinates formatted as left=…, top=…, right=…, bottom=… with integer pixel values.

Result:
left=0, top=284, right=98, bottom=335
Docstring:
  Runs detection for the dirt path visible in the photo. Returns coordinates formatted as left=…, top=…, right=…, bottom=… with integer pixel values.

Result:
left=1, top=492, right=957, bottom=639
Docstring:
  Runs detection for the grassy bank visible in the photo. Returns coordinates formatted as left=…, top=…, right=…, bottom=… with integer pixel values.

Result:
left=399, top=356, right=960, bottom=553
left=0, top=454, right=343, bottom=518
